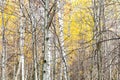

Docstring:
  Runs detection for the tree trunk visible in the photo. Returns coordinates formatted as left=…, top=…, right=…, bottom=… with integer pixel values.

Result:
left=19, top=0, right=25, bottom=80
left=43, top=0, right=51, bottom=80
left=118, top=44, right=120, bottom=80
left=57, top=0, right=69, bottom=80
left=1, top=0, right=6, bottom=80
left=92, top=0, right=104, bottom=80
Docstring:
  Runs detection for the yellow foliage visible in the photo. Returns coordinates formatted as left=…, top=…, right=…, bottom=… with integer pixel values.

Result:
left=64, top=0, right=93, bottom=65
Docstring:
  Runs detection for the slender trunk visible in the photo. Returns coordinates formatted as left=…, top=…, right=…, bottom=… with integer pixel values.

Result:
left=32, top=10, right=38, bottom=80
left=19, top=0, right=25, bottom=80
left=21, top=55, right=25, bottom=80
left=92, top=0, right=104, bottom=80
left=117, top=43, right=120, bottom=80
left=53, top=41, right=57, bottom=80
left=1, top=0, right=6, bottom=80
left=57, top=1, right=69, bottom=80
left=60, top=64, right=63, bottom=80
left=28, top=0, right=38, bottom=80
left=43, top=0, right=51, bottom=80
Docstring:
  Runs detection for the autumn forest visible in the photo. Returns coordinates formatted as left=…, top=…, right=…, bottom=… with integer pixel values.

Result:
left=0, top=0, right=120, bottom=80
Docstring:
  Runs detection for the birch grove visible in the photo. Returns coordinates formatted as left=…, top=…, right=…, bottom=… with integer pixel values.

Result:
left=0, top=0, right=120, bottom=80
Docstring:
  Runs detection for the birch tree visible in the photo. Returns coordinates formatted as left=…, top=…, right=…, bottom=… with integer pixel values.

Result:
left=57, top=0, right=69, bottom=80
left=42, top=0, right=51, bottom=80
left=1, top=0, right=6, bottom=80
left=20, top=0, right=25, bottom=79
left=15, top=0, right=25, bottom=80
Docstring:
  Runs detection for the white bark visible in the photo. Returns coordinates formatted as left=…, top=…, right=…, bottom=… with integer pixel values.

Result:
left=19, top=0, right=25, bottom=80
left=48, top=31, right=52, bottom=80
left=21, top=55, right=25, bottom=80
left=1, top=0, right=6, bottom=80
left=117, top=44, right=120, bottom=80
left=57, top=1, right=68, bottom=80
left=60, top=64, right=63, bottom=80
left=43, top=0, right=51, bottom=80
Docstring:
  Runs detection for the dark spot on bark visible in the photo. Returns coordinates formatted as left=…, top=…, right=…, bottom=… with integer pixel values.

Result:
left=46, top=37, right=49, bottom=41
left=42, top=50, right=44, bottom=53
left=43, top=71, right=46, bottom=73
left=44, top=60, right=47, bottom=63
